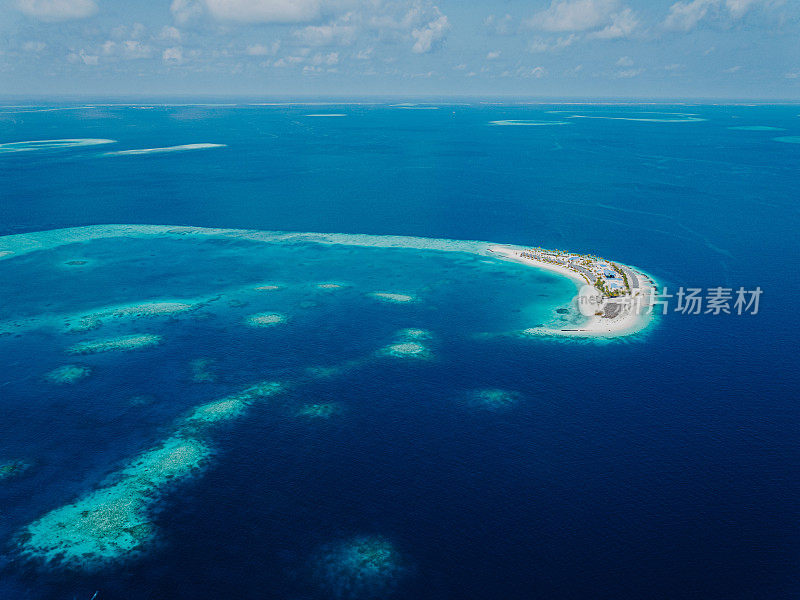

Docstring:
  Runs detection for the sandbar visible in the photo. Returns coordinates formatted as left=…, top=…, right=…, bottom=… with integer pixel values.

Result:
left=68, top=334, right=162, bottom=354
left=380, top=341, right=431, bottom=359
left=246, top=312, right=287, bottom=327
left=0, top=139, right=116, bottom=153
left=103, top=143, right=226, bottom=157
left=369, top=292, right=416, bottom=303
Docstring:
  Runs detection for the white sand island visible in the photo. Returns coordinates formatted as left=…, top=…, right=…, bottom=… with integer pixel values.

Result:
left=487, top=245, right=657, bottom=337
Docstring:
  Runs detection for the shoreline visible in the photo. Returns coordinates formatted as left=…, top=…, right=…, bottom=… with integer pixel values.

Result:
left=486, top=245, right=656, bottom=338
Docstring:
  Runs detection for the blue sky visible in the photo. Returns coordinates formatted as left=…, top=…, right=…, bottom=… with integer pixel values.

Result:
left=2, top=0, right=799, bottom=98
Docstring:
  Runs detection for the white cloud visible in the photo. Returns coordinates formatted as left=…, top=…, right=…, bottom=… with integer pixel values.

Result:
left=662, top=0, right=764, bottom=31
left=529, top=66, right=547, bottom=78
left=110, top=23, right=146, bottom=40
left=529, top=33, right=577, bottom=52
left=100, top=39, right=153, bottom=59
left=16, top=0, right=97, bottom=21
left=725, top=0, right=758, bottom=17
left=171, top=0, right=204, bottom=25
left=527, top=0, right=638, bottom=43
left=785, top=71, right=800, bottom=79
left=528, top=0, right=624, bottom=32
left=508, top=66, right=546, bottom=78
left=246, top=42, right=280, bottom=56
left=159, top=26, right=182, bottom=42
left=615, top=67, right=643, bottom=78
left=310, top=51, right=339, bottom=65
left=484, top=13, right=513, bottom=35
left=588, top=7, right=638, bottom=39
left=355, top=47, right=373, bottom=60
left=162, top=46, right=183, bottom=64
left=486, top=50, right=501, bottom=60
left=122, top=40, right=152, bottom=59
left=723, top=65, right=742, bottom=73
left=22, top=41, right=47, bottom=52
left=273, top=55, right=305, bottom=67
left=411, top=13, right=450, bottom=53
left=365, top=2, right=452, bottom=54
left=293, top=21, right=357, bottom=46
left=616, top=55, right=633, bottom=67
left=67, top=50, right=98, bottom=65
left=131, top=23, right=146, bottom=39
left=165, top=0, right=452, bottom=58
left=663, top=0, right=716, bottom=31
left=203, top=0, right=321, bottom=23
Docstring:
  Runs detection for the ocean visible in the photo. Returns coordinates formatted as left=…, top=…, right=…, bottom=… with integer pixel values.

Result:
left=0, top=102, right=797, bottom=599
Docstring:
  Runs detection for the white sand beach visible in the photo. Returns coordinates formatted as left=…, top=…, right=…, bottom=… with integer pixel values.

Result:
left=487, top=245, right=655, bottom=338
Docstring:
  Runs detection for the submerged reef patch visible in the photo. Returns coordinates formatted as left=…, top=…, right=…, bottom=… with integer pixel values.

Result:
left=18, top=378, right=283, bottom=570
left=379, top=342, right=430, bottom=359
left=64, top=301, right=194, bottom=333
left=368, top=292, right=416, bottom=304
left=68, top=334, right=162, bottom=355
left=378, top=329, right=434, bottom=360
left=1, top=459, right=32, bottom=481
left=190, top=358, right=217, bottom=383
left=296, top=403, right=343, bottom=419
left=467, top=388, right=522, bottom=411
left=728, top=125, right=786, bottom=131
left=18, top=437, right=210, bottom=569
left=246, top=312, right=287, bottom=327
left=129, top=394, right=158, bottom=407
left=303, top=359, right=364, bottom=379
left=314, top=535, right=407, bottom=600
left=183, top=397, right=249, bottom=425
left=44, top=364, right=92, bottom=384
left=180, top=381, right=283, bottom=430
left=396, top=328, right=432, bottom=340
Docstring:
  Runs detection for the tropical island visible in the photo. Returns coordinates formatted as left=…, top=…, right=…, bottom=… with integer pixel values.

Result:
left=488, top=245, right=657, bottom=337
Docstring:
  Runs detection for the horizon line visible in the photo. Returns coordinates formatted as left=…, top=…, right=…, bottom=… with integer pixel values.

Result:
left=1, top=94, right=800, bottom=105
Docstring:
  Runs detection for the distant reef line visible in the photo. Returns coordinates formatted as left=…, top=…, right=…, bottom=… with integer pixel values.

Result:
left=0, top=223, right=607, bottom=262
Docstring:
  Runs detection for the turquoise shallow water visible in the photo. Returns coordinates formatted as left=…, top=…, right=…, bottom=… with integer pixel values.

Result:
left=0, top=102, right=798, bottom=600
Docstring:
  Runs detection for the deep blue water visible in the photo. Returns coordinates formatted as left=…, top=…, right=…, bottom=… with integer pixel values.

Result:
left=0, top=102, right=798, bottom=599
